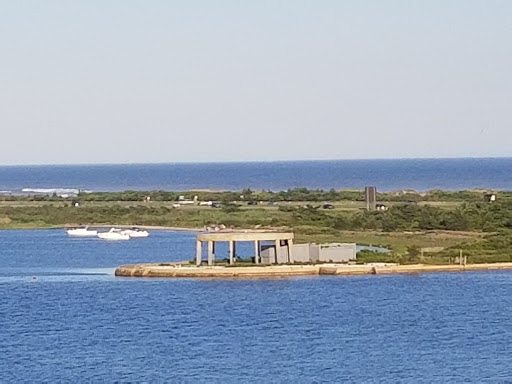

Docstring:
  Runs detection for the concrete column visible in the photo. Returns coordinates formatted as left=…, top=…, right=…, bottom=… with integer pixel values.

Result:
left=229, top=240, right=234, bottom=265
left=275, top=240, right=281, bottom=264
left=254, top=240, right=259, bottom=264
left=195, top=240, right=202, bottom=266
left=287, top=239, right=294, bottom=263
left=207, top=241, right=214, bottom=266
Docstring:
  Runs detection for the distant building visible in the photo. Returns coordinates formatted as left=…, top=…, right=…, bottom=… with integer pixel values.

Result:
left=365, top=186, right=377, bottom=211
left=177, top=195, right=198, bottom=205
left=260, top=242, right=356, bottom=264
left=376, top=204, right=388, bottom=212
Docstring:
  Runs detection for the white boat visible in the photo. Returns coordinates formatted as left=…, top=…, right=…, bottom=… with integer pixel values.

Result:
left=97, top=228, right=130, bottom=241
left=67, top=226, right=98, bottom=237
left=120, top=228, right=150, bottom=238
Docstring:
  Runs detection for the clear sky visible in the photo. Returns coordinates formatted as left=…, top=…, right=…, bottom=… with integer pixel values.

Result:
left=1, top=1, right=511, bottom=165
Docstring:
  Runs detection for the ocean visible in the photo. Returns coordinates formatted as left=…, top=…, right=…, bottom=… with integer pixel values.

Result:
left=1, top=157, right=512, bottom=193
left=1, top=229, right=511, bottom=382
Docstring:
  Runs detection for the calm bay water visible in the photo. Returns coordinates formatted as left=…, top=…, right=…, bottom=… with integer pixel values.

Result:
left=1, top=229, right=512, bottom=382
left=1, top=157, right=512, bottom=192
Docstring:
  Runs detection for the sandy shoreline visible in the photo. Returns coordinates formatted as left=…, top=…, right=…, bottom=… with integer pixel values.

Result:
left=88, top=224, right=203, bottom=232
left=115, top=262, right=512, bottom=278
left=0, top=224, right=203, bottom=232
left=57, top=224, right=202, bottom=232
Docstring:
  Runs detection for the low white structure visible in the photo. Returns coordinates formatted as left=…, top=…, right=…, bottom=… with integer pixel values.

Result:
left=260, top=242, right=357, bottom=264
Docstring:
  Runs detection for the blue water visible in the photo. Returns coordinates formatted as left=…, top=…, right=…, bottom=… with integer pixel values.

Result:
left=1, top=157, right=512, bottom=192
left=2, top=229, right=512, bottom=382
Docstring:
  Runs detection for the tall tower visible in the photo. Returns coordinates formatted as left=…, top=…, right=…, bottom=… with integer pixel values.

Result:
left=365, top=186, right=377, bottom=211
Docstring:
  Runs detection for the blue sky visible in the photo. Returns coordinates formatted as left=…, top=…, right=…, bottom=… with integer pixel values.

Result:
left=1, top=1, right=511, bottom=165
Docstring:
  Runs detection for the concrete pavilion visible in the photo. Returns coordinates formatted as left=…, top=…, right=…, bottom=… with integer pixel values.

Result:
left=195, top=231, right=294, bottom=266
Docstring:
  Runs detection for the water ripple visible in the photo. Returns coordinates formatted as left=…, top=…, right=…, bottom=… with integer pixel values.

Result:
left=1, top=230, right=512, bottom=381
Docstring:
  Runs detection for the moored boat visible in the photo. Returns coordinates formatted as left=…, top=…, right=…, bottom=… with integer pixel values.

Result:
left=120, top=228, right=150, bottom=238
left=67, top=226, right=98, bottom=237
left=97, top=228, right=130, bottom=241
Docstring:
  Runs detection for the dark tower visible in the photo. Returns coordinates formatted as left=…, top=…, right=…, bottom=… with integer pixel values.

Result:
left=365, top=186, right=377, bottom=211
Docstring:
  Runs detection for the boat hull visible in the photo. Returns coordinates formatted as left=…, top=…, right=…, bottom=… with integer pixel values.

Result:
left=67, top=230, right=98, bottom=237
left=97, top=233, right=130, bottom=241
left=121, top=230, right=149, bottom=238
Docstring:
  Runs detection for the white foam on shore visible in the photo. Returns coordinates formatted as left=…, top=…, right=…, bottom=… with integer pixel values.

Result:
left=21, top=188, right=81, bottom=195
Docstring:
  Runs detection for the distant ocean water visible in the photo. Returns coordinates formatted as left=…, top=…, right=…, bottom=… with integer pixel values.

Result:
left=1, top=158, right=511, bottom=192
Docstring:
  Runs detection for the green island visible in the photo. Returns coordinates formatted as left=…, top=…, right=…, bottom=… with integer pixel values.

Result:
left=2, top=187, right=512, bottom=267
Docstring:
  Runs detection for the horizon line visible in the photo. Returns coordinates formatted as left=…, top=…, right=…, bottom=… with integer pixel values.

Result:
left=1, top=155, right=511, bottom=167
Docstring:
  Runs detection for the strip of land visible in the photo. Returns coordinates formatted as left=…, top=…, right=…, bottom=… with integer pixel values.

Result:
left=115, top=262, right=512, bottom=278
left=3, top=187, right=512, bottom=264
left=77, top=224, right=204, bottom=232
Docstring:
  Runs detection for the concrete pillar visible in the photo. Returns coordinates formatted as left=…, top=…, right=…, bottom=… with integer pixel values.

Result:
left=254, top=240, right=259, bottom=264
left=275, top=240, right=281, bottom=264
left=207, top=241, right=214, bottom=266
left=196, top=240, right=202, bottom=266
left=229, top=240, right=234, bottom=265
left=287, top=239, right=294, bottom=263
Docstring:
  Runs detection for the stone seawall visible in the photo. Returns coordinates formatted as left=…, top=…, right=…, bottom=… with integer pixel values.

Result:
left=319, top=263, right=512, bottom=275
left=115, top=262, right=512, bottom=278
left=115, top=264, right=320, bottom=278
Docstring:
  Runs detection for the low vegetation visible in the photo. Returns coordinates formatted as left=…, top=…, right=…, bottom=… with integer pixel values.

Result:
left=1, top=188, right=512, bottom=264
